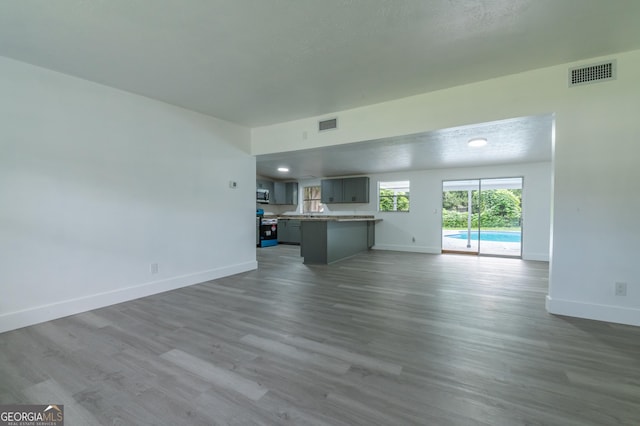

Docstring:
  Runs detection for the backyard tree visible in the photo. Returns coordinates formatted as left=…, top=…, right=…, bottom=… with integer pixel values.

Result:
left=380, top=188, right=409, bottom=211
left=442, top=190, right=469, bottom=211
left=480, top=189, right=521, bottom=226
left=442, top=189, right=521, bottom=228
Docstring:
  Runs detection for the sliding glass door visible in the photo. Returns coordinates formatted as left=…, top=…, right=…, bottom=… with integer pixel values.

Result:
left=442, top=177, right=523, bottom=257
left=442, top=180, right=480, bottom=254
left=478, top=178, right=522, bottom=257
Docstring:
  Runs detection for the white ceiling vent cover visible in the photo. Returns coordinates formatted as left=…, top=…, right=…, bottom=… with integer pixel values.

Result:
left=318, top=118, right=338, bottom=132
left=569, top=60, right=616, bottom=87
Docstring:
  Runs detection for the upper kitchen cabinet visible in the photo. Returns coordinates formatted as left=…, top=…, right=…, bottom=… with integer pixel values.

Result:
left=321, top=179, right=343, bottom=203
left=321, top=177, right=369, bottom=203
left=256, top=179, right=274, bottom=192
left=272, top=182, right=298, bottom=205
left=343, top=177, right=369, bottom=203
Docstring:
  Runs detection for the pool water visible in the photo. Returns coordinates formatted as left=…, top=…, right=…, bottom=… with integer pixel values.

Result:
left=445, top=231, right=521, bottom=243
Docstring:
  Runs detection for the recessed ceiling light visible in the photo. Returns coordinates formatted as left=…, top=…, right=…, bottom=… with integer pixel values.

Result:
left=277, top=167, right=289, bottom=172
left=468, top=138, right=487, bottom=147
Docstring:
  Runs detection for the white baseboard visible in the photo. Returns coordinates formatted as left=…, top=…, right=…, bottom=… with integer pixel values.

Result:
left=372, top=244, right=441, bottom=254
left=374, top=245, right=550, bottom=261
left=522, top=252, right=550, bottom=261
left=546, top=295, right=640, bottom=327
left=0, top=261, right=257, bottom=334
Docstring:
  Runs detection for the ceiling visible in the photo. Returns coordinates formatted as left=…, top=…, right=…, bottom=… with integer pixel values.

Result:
left=1, top=1, right=640, bottom=128
left=1, top=2, right=638, bottom=180
left=256, top=114, right=553, bottom=180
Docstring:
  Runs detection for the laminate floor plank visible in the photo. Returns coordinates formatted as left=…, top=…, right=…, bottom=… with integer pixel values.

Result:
left=193, top=388, right=280, bottom=426
left=1, top=245, right=639, bottom=425
left=23, top=379, right=102, bottom=426
left=239, top=334, right=352, bottom=375
left=235, top=356, right=357, bottom=425
left=160, top=349, right=268, bottom=401
left=253, top=391, right=343, bottom=426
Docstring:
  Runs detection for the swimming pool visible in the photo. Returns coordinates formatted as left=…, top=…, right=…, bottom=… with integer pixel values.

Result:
left=445, top=231, right=521, bottom=243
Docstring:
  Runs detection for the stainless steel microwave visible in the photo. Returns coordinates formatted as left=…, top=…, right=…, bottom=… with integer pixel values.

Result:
left=256, top=188, right=269, bottom=203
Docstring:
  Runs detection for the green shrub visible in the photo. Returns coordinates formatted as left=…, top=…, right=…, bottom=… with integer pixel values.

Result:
left=442, top=189, right=521, bottom=228
left=442, top=210, right=470, bottom=228
left=380, top=189, right=409, bottom=212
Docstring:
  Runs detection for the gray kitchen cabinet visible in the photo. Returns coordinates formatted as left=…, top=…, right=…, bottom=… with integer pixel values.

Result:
left=278, top=219, right=290, bottom=242
left=272, top=182, right=298, bottom=205
left=256, top=179, right=274, bottom=193
left=321, top=177, right=369, bottom=203
left=321, top=179, right=343, bottom=203
left=367, top=220, right=375, bottom=248
left=257, top=180, right=298, bottom=205
left=287, top=219, right=301, bottom=243
left=278, top=219, right=301, bottom=244
left=256, top=180, right=271, bottom=190
left=343, top=177, right=369, bottom=203
left=300, top=219, right=373, bottom=264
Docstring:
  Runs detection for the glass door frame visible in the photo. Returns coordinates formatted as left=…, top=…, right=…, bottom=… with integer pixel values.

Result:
left=441, top=177, right=523, bottom=258
left=441, top=179, right=481, bottom=255
left=477, top=177, right=523, bottom=258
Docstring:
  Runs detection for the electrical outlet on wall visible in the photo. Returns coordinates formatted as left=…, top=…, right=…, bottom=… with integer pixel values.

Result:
left=615, top=282, right=627, bottom=296
left=150, top=263, right=159, bottom=274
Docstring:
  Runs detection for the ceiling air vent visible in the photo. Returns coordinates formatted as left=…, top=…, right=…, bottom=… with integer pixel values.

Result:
left=318, top=117, right=338, bottom=132
left=569, top=60, right=616, bottom=87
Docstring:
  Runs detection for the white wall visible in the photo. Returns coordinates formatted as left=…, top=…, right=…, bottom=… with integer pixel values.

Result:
left=253, top=49, right=640, bottom=326
left=374, top=163, right=550, bottom=261
left=296, top=162, right=551, bottom=261
left=0, top=56, right=257, bottom=333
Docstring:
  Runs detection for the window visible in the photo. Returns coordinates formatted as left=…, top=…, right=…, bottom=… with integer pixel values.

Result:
left=303, top=186, right=324, bottom=213
left=379, top=181, right=410, bottom=212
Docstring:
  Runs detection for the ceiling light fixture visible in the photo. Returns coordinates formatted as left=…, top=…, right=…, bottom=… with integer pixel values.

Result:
left=468, top=138, right=487, bottom=147
left=277, top=167, right=289, bottom=172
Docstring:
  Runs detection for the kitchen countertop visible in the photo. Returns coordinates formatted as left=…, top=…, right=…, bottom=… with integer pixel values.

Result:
left=278, top=215, right=380, bottom=222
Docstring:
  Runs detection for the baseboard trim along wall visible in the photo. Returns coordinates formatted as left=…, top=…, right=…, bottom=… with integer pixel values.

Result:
left=522, top=252, right=550, bottom=262
left=546, top=295, right=640, bottom=327
left=373, top=245, right=550, bottom=261
left=0, top=261, right=258, bottom=334
left=372, top=244, right=441, bottom=254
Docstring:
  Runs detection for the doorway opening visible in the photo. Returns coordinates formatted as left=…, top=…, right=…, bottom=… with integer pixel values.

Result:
left=442, top=177, right=523, bottom=258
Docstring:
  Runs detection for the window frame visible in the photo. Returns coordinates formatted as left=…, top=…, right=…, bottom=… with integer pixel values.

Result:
left=302, top=185, right=323, bottom=213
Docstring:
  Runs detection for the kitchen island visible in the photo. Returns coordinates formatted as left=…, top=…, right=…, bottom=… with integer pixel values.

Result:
left=293, top=216, right=380, bottom=265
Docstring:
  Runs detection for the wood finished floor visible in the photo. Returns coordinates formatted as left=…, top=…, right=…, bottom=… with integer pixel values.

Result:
left=1, top=245, right=639, bottom=425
